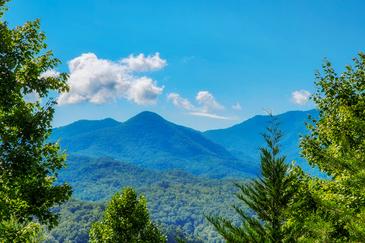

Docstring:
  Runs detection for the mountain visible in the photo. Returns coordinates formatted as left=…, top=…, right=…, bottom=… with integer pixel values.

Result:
left=204, top=109, right=319, bottom=174
left=48, top=110, right=322, bottom=242
left=51, top=110, right=320, bottom=178
left=51, top=118, right=120, bottom=139
left=50, top=111, right=258, bottom=178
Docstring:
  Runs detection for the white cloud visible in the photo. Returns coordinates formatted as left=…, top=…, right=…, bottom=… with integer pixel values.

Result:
left=121, top=53, right=166, bottom=72
left=167, top=93, right=195, bottom=111
left=128, top=77, right=164, bottom=105
left=196, top=91, right=224, bottom=112
left=189, top=112, right=230, bottom=120
left=58, top=52, right=166, bottom=105
left=167, top=91, right=230, bottom=120
left=40, top=69, right=60, bottom=78
left=292, top=90, right=311, bottom=105
left=232, top=102, right=242, bottom=110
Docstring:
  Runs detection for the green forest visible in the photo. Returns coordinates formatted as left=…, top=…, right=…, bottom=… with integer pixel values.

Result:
left=1, top=0, right=365, bottom=242
left=47, top=156, right=242, bottom=242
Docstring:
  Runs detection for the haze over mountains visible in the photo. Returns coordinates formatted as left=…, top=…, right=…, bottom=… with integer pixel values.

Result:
left=50, top=109, right=319, bottom=178
left=204, top=109, right=319, bottom=173
left=48, top=109, right=320, bottom=242
left=50, top=111, right=257, bottom=178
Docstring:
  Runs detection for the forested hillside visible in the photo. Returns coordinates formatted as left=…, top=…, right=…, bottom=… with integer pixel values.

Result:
left=2, top=1, right=364, bottom=241
left=50, top=109, right=322, bottom=179
left=47, top=156, right=242, bottom=242
left=45, top=110, right=320, bottom=241
left=50, top=111, right=257, bottom=179
left=204, top=109, right=319, bottom=174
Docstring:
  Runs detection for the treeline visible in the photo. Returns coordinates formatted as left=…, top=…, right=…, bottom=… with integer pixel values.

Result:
left=47, top=161, right=240, bottom=242
left=205, top=53, right=365, bottom=242
left=1, top=0, right=365, bottom=242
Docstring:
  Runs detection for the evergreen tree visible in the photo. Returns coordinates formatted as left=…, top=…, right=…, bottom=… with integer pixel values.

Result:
left=89, top=187, right=166, bottom=243
left=287, top=53, right=365, bottom=241
left=207, top=118, right=295, bottom=242
left=0, top=0, right=71, bottom=232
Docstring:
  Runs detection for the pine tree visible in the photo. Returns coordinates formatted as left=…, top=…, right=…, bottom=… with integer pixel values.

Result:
left=207, top=118, right=295, bottom=242
left=89, top=187, right=166, bottom=243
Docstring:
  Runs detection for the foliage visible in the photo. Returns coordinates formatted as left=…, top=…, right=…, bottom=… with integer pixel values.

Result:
left=0, top=216, right=44, bottom=242
left=0, top=0, right=71, bottom=234
left=44, top=200, right=104, bottom=243
left=89, top=187, right=166, bottom=243
left=286, top=53, right=365, bottom=241
left=48, top=156, right=241, bottom=242
left=207, top=118, right=295, bottom=242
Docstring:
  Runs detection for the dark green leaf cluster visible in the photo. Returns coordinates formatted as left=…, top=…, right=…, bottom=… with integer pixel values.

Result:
left=287, top=53, right=365, bottom=241
left=89, top=187, right=166, bottom=243
left=0, top=216, right=44, bottom=242
left=0, top=0, right=71, bottom=237
left=208, top=119, right=295, bottom=242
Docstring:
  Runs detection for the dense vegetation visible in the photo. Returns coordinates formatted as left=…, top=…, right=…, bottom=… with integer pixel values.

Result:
left=284, top=53, right=365, bottom=241
left=47, top=156, right=242, bottom=242
left=208, top=53, right=365, bottom=242
left=0, top=0, right=71, bottom=241
left=45, top=200, right=104, bottom=243
left=208, top=118, right=295, bottom=242
left=1, top=0, right=364, bottom=242
left=89, top=188, right=166, bottom=242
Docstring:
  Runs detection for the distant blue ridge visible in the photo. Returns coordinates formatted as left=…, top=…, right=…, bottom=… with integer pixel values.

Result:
left=50, top=109, right=321, bottom=179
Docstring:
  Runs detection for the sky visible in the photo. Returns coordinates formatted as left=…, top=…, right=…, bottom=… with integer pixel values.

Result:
left=5, top=0, right=365, bottom=130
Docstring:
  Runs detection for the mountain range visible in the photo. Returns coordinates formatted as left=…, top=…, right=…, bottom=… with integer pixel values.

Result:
left=204, top=109, right=319, bottom=173
left=50, top=109, right=319, bottom=178
left=48, top=109, right=320, bottom=242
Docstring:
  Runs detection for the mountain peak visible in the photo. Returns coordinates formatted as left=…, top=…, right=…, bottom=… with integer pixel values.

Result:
left=55, top=117, right=120, bottom=130
left=126, top=111, right=167, bottom=124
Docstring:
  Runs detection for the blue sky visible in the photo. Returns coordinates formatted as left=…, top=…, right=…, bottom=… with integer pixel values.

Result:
left=6, top=0, right=365, bottom=130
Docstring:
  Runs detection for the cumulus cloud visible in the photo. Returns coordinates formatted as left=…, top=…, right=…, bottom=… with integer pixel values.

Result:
left=292, top=90, right=311, bottom=105
left=40, top=69, right=60, bottom=78
left=121, top=53, right=166, bottom=72
left=167, top=93, right=195, bottom=111
left=196, top=91, right=224, bottom=112
left=58, top=52, right=165, bottom=105
left=232, top=102, right=242, bottom=110
left=167, top=91, right=230, bottom=119
left=128, top=77, right=164, bottom=105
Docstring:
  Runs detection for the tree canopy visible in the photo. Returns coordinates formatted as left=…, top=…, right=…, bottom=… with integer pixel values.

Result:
left=89, top=187, right=166, bottom=243
left=285, top=53, right=365, bottom=242
left=208, top=118, right=295, bottom=242
left=0, top=0, right=71, bottom=233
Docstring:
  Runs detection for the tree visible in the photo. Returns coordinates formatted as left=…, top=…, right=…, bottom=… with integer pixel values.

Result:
left=0, top=0, right=71, bottom=231
left=89, top=187, right=166, bottom=243
left=289, top=53, right=365, bottom=241
left=207, top=118, right=295, bottom=242
left=0, top=216, right=44, bottom=242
